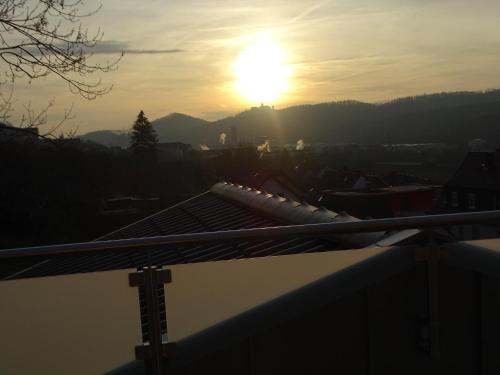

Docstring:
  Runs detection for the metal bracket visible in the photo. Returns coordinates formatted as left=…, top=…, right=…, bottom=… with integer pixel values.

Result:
left=129, top=268, right=172, bottom=287
left=129, top=267, right=173, bottom=375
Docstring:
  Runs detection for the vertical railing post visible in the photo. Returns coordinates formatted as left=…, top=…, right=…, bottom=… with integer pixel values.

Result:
left=129, top=266, right=175, bottom=375
left=415, top=236, right=450, bottom=374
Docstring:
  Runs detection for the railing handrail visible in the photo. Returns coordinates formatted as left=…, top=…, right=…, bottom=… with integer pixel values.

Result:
left=1, top=210, right=500, bottom=260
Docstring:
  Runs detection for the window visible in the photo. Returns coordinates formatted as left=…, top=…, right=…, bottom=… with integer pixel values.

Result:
left=451, top=191, right=459, bottom=208
left=468, top=193, right=476, bottom=210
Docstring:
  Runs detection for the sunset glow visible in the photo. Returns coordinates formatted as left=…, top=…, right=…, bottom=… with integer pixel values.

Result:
left=233, top=35, right=291, bottom=104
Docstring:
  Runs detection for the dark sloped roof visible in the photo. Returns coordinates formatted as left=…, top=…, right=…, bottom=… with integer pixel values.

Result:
left=446, top=151, right=500, bottom=190
left=2, top=189, right=340, bottom=280
left=235, top=169, right=304, bottom=199
left=315, top=168, right=387, bottom=192
left=3, top=181, right=427, bottom=280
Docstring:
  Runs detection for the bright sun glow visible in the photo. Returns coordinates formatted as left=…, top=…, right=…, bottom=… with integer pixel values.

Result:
left=233, top=36, right=291, bottom=104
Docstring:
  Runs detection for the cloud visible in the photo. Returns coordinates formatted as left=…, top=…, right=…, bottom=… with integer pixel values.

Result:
left=80, top=41, right=185, bottom=55
left=122, top=48, right=184, bottom=55
left=15, top=39, right=184, bottom=56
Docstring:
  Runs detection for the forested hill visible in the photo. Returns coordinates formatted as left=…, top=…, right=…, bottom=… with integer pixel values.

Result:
left=81, top=90, right=500, bottom=147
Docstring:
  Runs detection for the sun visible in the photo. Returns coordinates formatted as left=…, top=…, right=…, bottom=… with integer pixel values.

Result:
left=233, top=35, right=291, bottom=104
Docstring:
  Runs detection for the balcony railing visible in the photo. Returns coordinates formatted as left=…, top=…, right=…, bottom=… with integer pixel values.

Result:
left=2, top=211, right=500, bottom=375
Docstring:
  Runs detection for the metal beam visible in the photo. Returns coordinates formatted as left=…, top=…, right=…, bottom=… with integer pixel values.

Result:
left=1, top=211, right=500, bottom=260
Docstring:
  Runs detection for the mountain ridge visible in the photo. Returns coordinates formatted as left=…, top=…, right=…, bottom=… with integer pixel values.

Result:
left=80, top=89, right=500, bottom=148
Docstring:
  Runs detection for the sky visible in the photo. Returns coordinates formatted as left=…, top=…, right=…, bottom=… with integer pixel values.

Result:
left=5, top=0, right=500, bottom=134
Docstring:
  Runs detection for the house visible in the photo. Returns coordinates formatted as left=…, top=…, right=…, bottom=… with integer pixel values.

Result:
left=312, top=168, right=436, bottom=218
left=318, top=185, right=436, bottom=219
left=156, top=142, right=195, bottom=163
left=0, top=122, right=40, bottom=143
left=313, top=167, right=387, bottom=194
left=443, top=150, right=500, bottom=212
left=439, top=151, right=500, bottom=240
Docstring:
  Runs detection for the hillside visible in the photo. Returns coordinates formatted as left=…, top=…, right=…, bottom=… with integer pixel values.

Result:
left=80, top=130, right=129, bottom=148
left=152, top=113, right=210, bottom=144
left=80, top=89, right=500, bottom=148
left=79, top=113, right=210, bottom=148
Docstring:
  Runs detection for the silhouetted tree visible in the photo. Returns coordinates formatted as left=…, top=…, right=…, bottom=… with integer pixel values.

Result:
left=129, top=110, right=158, bottom=156
left=0, top=1, right=121, bottom=141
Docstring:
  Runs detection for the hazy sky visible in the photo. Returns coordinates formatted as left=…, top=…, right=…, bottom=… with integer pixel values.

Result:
left=7, top=0, right=500, bottom=133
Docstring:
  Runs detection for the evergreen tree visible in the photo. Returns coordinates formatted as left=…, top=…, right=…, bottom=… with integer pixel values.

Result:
left=129, top=110, right=158, bottom=156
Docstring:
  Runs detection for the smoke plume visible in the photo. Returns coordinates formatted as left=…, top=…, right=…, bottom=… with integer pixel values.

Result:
left=257, top=139, right=271, bottom=153
left=219, top=132, right=227, bottom=145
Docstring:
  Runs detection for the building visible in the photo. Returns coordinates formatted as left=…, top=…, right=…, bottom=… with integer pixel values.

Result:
left=313, top=168, right=387, bottom=194
left=156, top=142, right=195, bottom=163
left=443, top=150, right=500, bottom=212
left=439, top=151, right=500, bottom=240
left=318, top=185, right=436, bottom=219
left=0, top=122, right=40, bottom=143
left=312, top=168, right=436, bottom=218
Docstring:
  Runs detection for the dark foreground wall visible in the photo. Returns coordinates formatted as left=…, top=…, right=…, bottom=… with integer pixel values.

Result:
left=167, top=254, right=500, bottom=374
left=105, top=241, right=500, bottom=375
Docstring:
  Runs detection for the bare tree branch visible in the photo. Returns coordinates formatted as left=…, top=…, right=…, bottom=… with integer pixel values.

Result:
left=0, top=0, right=121, bottom=100
left=0, top=80, right=76, bottom=139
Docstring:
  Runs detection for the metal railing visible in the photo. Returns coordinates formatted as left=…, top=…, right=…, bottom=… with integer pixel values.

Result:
left=1, top=210, right=500, bottom=260
left=3, top=210, right=500, bottom=375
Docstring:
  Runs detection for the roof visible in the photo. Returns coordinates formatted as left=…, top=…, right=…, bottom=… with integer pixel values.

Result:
left=315, top=168, right=387, bottom=192
left=0, top=186, right=339, bottom=280
left=1, top=181, right=429, bottom=281
left=446, top=151, right=500, bottom=190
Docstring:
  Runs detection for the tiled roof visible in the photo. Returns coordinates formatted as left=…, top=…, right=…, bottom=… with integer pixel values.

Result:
left=2, top=189, right=341, bottom=280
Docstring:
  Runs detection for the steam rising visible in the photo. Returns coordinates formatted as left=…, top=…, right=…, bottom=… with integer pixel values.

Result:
left=296, top=139, right=304, bottom=151
left=257, top=139, right=271, bottom=153
left=219, top=132, right=227, bottom=145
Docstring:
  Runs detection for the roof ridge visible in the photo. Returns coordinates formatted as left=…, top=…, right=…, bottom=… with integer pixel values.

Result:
left=210, top=182, right=384, bottom=248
